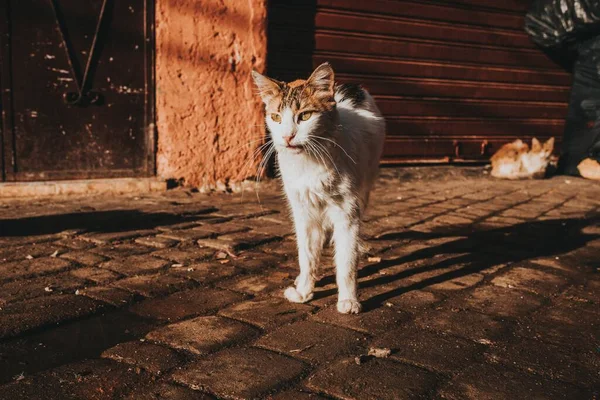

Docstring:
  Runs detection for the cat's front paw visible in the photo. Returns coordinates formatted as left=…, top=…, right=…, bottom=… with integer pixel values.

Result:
left=284, top=287, right=313, bottom=304
left=337, top=299, right=362, bottom=314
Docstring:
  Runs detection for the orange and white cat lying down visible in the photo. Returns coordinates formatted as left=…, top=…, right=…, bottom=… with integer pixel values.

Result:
left=490, top=137, right=555, bottom=179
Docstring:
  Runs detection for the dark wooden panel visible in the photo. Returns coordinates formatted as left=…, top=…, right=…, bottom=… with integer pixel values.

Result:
left=312, top=11, right=535, bottom=49
left=317, top=0, right=527, bottom=30
left=385, top=118, right=565, bottom=137
left=314, top=33, right=553, bottom=68
left=440, top=0, right=531, bottom=13
left=313, top=54, right=571, bottom=85
left=337, top=76, right=570, bottom=102
left=268, top=0, right=570, bottom=162
left=375, top=97, right=568, bottom=119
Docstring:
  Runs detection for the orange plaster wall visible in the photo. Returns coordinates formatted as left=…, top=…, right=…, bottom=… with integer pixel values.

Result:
left=155, top=0, right=268, bottom=189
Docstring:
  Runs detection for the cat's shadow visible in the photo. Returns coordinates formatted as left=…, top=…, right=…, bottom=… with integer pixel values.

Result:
left=312, top=217, right=599, bottom=312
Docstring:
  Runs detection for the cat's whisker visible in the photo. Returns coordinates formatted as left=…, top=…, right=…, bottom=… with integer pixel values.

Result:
left=253, top=144, right=276, bottom=206
left=239, top=140, right=273, bottom=203
left=313, top=140, right=342, bottom=179
left=237, top=140, right=272, bottom=183
left=308, top=142, right=329, bottom=173
left=227, top=137, right=269, bottom=154
left=310, top=135, right=357, bottom=164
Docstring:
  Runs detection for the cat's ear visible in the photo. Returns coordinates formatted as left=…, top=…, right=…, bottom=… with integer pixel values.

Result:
left=252, top=70, right=283, bottom=104
left=543, top=137, right=555, bottom=152
left=306, top=63, right=335, bottom=97
left=531, top=137, right=542, bottom=152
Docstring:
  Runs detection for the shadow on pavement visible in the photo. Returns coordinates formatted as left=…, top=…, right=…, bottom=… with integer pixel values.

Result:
left=0, top=208, right=217, bottom=237
left=314, top=217, right=600, bottom=311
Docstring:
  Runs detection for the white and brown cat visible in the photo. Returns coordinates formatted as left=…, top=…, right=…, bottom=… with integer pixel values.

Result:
left=490, top=137, right=555, bottom=179
left=252, top=63, right=385, bottom=314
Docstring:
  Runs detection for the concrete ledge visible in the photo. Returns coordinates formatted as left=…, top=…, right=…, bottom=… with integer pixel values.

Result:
left=0, top=178, right=166, bottom=199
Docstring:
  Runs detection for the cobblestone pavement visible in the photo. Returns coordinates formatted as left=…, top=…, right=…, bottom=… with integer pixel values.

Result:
left=0, top=167, right=598, bottom=399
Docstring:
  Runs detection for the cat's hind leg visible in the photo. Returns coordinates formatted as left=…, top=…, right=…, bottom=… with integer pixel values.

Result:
left=284, top=210, right=324, bottom=304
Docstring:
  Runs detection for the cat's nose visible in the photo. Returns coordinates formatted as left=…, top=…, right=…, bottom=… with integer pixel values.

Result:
left=283, top=135, right=295, bottom=146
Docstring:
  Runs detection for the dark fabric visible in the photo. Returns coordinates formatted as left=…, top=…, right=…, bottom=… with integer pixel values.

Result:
left=526, top=0, right=600, bottom=175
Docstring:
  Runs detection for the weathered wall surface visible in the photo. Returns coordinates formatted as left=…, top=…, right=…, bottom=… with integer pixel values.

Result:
left=155, top=0, right=267, bottom=189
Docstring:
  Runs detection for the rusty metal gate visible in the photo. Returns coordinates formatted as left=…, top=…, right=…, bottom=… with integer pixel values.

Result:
left=0, top=0, right=154, bottom=181
left=268, top=0, right=571, bottom=162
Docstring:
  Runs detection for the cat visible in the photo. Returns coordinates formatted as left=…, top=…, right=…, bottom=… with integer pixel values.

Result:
left=252, top=63, right=385, bottom=314
left=490, top=137, right=555, bottom=179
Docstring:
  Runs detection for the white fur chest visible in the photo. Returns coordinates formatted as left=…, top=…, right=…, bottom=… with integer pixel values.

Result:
left=278, top=153, right=333, bottom=206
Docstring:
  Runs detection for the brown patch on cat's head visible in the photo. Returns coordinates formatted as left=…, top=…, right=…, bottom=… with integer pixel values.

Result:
left=252, top=63, right=336, bottom=114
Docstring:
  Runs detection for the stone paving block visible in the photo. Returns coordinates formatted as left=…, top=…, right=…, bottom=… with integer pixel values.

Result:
left=307, top=358, right=439, bottom=400
left=0, top=234, right=60, bottom=247
left=81, top=286, right=138, bottom=307
left=438, top=361, right=591, bottom=400
left=0, top=310, right=154, bottom=384
left=54, top=237, right=96, bottom=250
left=102, top=341, right=186, bottom=375
left=487, top=338, right=600, bottom=388
left=112, top=274, right=193, bottom=298
left=69, top=267, right=121, bottom=284
left=191, top=222, right=251, bottom=236
left=560, top=283, right=599, bottom=304
left=217, top=270, right=294, bottom=296
left=372, top=327, right=485, bottom=374
left=100, top=255, right=170, bottom=276
left=380, top=289, right=445, bottom=312
left=92, top=243, right=152, bottom=258
left=414, top=308, right=512, bottom=343
left=158, top=229, right=215, bottom=242
left=215, top=205, right=279, bottom=219
left=269, top=390, right=329, bottom=400
left=124, top=382, right=215, bottom=400
left=219, top=297, right=314, bottom=330
left=237, top=219, right=293, bottom=238
left=432, top=215, right=474, bottom=227
left=147, top=316, right=258, bottom=355
left=168, top=261, right=238, bottom=284
left=491, top=266, right=568, bottom=295
left=515, top=299, right=600, bottom=349
left=259, top=239, right=298, bottom=258
left=0, top=243, right=64, bottom=261
left=0, top=359, right=151, bottom=400
left=453, top=206, right=494, bottom=218
left=256, top=320, right=367, bottom=363
left=229, top=252, right=285, bottom=272
left=427, top=272, right=485, bottom=291
left=197, top=231, right=282, bottom=255
left=0, top=257, right=72, bottom=282
left=457, top=285, right=545, bottom=318
left=0, top=271, right=86, bottom=305
left=170, top=347, right=305, bottom=399
left=310, top=304, right=410, bottom=335
left=60, top=250, right=107, bottom=266
left=129, top=287, right=244, bottom=322
left=155, top=221, right=210, bottom=233
left=151, top=247, right=215, bottom=263
left=135, top=235, right=179, bottom=249
left=0, top=294, right=106, bottom=339
left=82, top=229, right=156, bottom=244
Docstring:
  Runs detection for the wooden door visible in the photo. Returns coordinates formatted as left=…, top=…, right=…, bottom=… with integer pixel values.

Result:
left=267, top=0, right=571, bottom=162
left=0, top=0, right=154, bottom=181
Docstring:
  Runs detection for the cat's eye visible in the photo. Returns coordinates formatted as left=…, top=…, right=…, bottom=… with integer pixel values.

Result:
left=299, top=112, right=312, bottom=122
left=271, top=113, right=281, bottom=123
